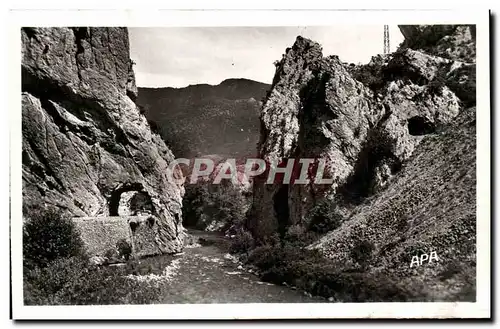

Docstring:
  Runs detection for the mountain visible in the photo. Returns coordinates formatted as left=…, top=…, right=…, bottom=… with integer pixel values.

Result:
left=137, top=78, right=270, bottom=158
left=21, top=27, right=185, bottom=253
left=249, top=25, right=476, bottom=301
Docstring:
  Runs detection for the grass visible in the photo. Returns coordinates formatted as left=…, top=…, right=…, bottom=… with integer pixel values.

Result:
left=24, top=256, right=162, bottom=305
left=230, top=222, right=420, bottom=302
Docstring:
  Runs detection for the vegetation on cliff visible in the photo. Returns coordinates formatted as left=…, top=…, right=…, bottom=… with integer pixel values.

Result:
left=237, top=25, right=476, bottom=302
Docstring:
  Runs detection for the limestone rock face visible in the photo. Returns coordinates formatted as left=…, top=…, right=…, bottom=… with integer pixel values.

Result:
left=309, top=108, right=476, bottom=301
left=398, top=25, right=476, bottom=62
left=251, top=31, right=471, bottom=238
left=22, top=27, right=185, bottom=253
left=250, top=25, right=476, bottom=300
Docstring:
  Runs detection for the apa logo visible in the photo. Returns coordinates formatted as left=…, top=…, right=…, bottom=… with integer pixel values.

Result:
left=410, top=251, right=439, bottom=268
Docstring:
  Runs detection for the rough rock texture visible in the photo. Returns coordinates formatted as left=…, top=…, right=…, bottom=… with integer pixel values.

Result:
left=22, top=27, right=185, bottom=253
left=251, top=33, right=470, bottom=237
left=252, top=37, right=379, bottom=237
left=250, top=26, right=476, bottom=300
left=73, top=215, right=162, bottom=262
left=73, top=216, right=132, bottom=264
left=309, top=108, right=476, bottom=301
left=398, top=25, right=476, bottom=63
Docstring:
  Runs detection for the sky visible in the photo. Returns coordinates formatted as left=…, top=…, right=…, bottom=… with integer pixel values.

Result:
left=129, top=26, right=404, bottom=88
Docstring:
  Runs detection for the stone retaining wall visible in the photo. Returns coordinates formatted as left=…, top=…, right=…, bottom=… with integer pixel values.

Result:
left=72, top=215, right=162, bottom=262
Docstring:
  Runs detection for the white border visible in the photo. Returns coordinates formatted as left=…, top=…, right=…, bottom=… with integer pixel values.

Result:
left=9, top=9, right=491, bottom=320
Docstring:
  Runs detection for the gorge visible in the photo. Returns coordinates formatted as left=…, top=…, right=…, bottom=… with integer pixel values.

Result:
left=21, top=24, right=477, bottom=304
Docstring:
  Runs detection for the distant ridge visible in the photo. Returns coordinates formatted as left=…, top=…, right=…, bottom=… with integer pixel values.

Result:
left=137, top=78, right=270, bottom=158
left=145, top=78, right=268, bottom=90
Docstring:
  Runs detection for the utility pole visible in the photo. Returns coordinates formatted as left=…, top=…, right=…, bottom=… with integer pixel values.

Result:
left=384, top=25, right=390, bottom=54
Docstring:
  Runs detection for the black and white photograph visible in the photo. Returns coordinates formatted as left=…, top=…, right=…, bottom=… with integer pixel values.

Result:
left=9, top=8, right=491, bottom=320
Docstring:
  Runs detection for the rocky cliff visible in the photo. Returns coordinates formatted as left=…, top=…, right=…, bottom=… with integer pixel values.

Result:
left=22, top=27, right=185, bottom=253
left=399, top=25, right=476, bottom=62
left=250, top=25, right=476, bottom=300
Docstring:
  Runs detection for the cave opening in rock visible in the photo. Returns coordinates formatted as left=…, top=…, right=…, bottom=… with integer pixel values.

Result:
left=407, top=116, right=436, bottom=136
left=273, top=185, right=290, bottom=237
left=109, top=183, right=154, bottom=216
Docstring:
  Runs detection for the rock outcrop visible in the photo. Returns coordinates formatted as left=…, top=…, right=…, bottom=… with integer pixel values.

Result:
left=250, top=25, right=476, bottom=300
left=398, top=25, right=476, bottom=62
left=22, top=27, right=185, bottom=253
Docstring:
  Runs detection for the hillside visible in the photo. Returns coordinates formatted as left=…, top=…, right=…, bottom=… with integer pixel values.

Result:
left=246, top=25, right=477, bottom=301
left=137, top=78, right=270, bottom=158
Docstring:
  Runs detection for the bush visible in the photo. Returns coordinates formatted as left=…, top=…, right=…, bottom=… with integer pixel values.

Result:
left=229, top=229, right=255, bottom=254
left=23, top=208, right=85, bottom=269
left=22, top=208, right=162, bottom=305
left=24, top=257, right=161, bottom=305
left=284, top=224, right=319, bottom=248
left=307, top=199, right=343, bottom=234
left=181, top=184, right=208, bottom=228
left=182, top=180, right=248, bottom=232
left=103, top=239, right=133, bottom=264
left=350, top=240, right=375, bottom=266
left=234, top=222, right=419, bottom=302
left=244, top=239, right=418, bottom=302
left=246, top=241, right=329, bottom=288
left=116, top=239, right=132, bottom=261
left=427, top=75, right=447, bottom=96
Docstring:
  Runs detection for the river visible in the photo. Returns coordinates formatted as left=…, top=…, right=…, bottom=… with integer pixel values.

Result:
left=127, top=229, right=325, bottom=303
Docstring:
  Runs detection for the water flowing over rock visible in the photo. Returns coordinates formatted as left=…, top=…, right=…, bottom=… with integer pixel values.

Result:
left=22, top=27, right=185, bottom=253
left=250, top=26, right=476, bottom=300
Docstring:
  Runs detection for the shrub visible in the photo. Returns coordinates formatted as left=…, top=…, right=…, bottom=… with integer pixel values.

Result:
left=24, top=257, right=161, bottom=305
left=182, top=181, right=248, bottom=232
left=147, top=118, right=162, bottom=135
left=246, top=241, right=327, bottom=287
left=116, top=239, right=132, bottom=261
left=229, top=229, right=255, bottom=254
left=181, top=184, right=210, bottom=228
left=427, top=75, right=447, bottom=96
left=22, top=208, right=163, bottom=305
left=307, top=199, right=343, bottom=234
left=244, top=239, right=418, bottom=302
left=350, top=240, right=375, bottom=266
left=23, top=208, right=85, bottom=269
left=401, top=242, right=433, bottom=264
left=284, top=224, right=319, bottom=248
left=102, top=239, right=133, bottom=264
left=138, top=104, right=146, bottom=115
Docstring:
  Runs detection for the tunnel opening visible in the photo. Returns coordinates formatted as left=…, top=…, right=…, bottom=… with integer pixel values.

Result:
left=129, top=192, right=154, bottom=215
left=109, top=183, right=154, bottom=216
